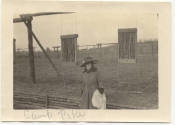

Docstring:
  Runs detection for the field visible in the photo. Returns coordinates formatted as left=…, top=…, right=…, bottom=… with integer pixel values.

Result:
left=14, top=42, right=158, bottom=109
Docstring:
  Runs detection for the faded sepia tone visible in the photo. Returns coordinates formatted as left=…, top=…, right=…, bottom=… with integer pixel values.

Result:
left=1, top=1, right=171, bottom=122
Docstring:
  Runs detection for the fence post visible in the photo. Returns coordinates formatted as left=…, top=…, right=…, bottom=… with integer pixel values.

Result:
left=74, top=39, right=77, bottom=63
left=152, top=41, right=154, bottom=56
left=116, top=43, right=119, bottom=80
left=13, top=38, right=16, bottom=64
left=45, top=95, right=48, bottom=108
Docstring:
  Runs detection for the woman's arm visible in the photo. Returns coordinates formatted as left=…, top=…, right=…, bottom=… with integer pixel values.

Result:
left=96, top=71, right=103, bottom=88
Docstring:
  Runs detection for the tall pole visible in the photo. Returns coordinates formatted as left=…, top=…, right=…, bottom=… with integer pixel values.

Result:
left=74, top=39, right=77, bottom=63
left=13, top=38, right=16, bottom=64
left=152, top=41, right=154, bottom=56
left=26, top=17, right=36, bottom=83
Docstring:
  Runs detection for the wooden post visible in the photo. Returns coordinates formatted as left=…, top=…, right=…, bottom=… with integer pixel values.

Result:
left=56, top=47, right=59, bottom=53
left=135, top=30, right=137, bottom=62
left=116, top=43, right=119, bottom=80
left=13, top=38, right=16, bottom=64
left=128, top=33, right=131, bottom=59
left=57, top=47, right=59, bottom=58
left=45, top=95, right=48, bottom=108
left=26, top=17, right=36, bottom=83
left=74, top=39, right=77, bottom=63
left=152, top=41, right=154, bottom=56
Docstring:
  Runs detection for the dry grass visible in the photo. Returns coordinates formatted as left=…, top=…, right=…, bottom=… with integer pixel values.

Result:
left=14, top=45, right=158, bottom=109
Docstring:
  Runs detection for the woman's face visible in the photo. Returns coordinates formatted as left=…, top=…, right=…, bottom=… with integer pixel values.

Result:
left=86, top=63, right=92, bottom=71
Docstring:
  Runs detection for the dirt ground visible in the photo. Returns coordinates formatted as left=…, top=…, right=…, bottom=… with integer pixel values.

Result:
left=14, top=49, right=158, bottom=109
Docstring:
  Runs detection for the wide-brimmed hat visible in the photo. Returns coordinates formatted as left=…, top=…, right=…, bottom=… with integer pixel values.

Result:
left=80, top=56, right=98, bottom=67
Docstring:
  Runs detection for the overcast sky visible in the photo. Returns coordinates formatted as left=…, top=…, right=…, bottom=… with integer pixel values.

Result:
left=13, top=2, right=158, bottom=50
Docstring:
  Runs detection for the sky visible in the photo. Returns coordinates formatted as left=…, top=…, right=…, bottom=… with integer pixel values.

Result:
left=13, top=3, right=158, bottom=50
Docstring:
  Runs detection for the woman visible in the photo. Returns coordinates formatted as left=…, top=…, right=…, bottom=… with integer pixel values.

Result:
left=79, top=56, right=103, bottom=109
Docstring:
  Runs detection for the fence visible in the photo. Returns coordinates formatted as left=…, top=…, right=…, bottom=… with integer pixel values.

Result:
left=136, top=41, right=158, bottom=56
left=15, top=41, right=158, bottom=60
left=14, top=92, right=137, bottom=109
left=77, top=41, right=158, bottom=64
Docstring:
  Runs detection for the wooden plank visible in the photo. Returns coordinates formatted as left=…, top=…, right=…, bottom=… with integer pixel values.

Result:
left=123, top=32, right=125, bottom=58
left=61, top=34, right=78, bottom=39
left=20, top=12, right=75, bottom=17
left=128, top=32, right=131, bottom=59
left=126, top=32, right=129, bottom=59
left=118, top=28, right=137, bottom=33
left=31, top=31, right=60, bottom=76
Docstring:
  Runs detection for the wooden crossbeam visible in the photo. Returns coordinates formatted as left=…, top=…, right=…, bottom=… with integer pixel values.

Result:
left=20, top=12, right=75, bottom=17
left=13, top=18, right=26, bottom=23
left=14, top=12, right=75, bottom=23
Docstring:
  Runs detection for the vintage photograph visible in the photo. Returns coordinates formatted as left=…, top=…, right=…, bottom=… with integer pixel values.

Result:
left=0, top=0, right=171, bottom=121
left=13, top=5, right=159, bottom=110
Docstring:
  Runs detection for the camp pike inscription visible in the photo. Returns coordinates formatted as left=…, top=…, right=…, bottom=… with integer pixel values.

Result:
left=24, top=110, right=86, bottom=120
